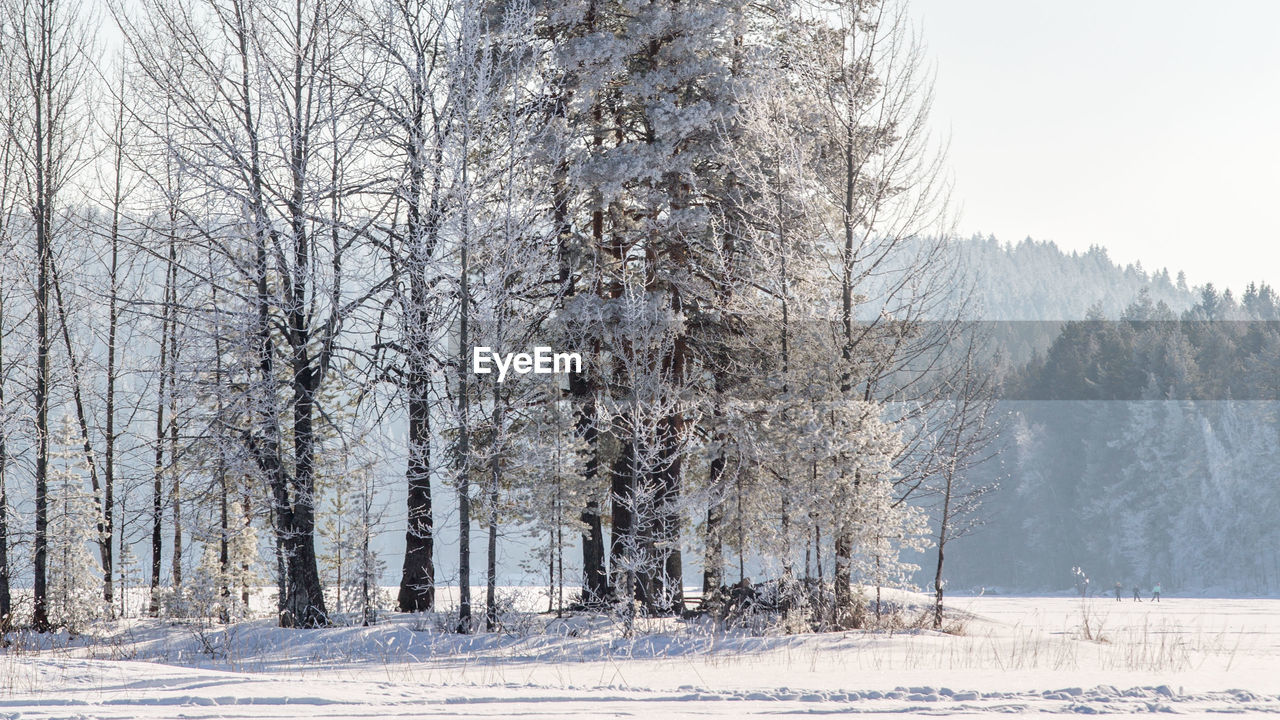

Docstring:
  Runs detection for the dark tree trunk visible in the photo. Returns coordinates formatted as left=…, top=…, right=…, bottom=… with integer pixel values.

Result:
left=219, top=471, right=229, bottom=620
left=0, top=377, right=9, bottom=632
left=934, top=465, right=955, bottom=629
left=284, top=357, right=329, bottom=628
left=212, top=278, right=229, bottom=618
left=455, top=211, right=473, bottom=633
left=485, top=391, right=502, bottom=632
left=104, top=267, right=117, bottom=610
left=701, top=486, right=723, bottom=596
left=32, top=80, right=50, bottom=633
left=485, top=497, right=498, bottom=631
left=168, top=247, right=182, bottom=591
left=396, top=115, right=437, bottom=611
left=933, top=540, right=946, bottom=629
left=580, top=500, right=607, bottom=605
left=50, top=259, right=110, bottom=595
left=570, top=373, right=608, bottom=605
left=397, top=356, right=435, bottom=612
left=0, top=464, right=9, bottom=634
left=0, top=284, right=11, bottom=631
left=609, top=439, right=633, bottom=596
left=656, top=417, right=684, bottom=613
left=241, top=491, right=252, bottom=606
left=149, top=287, right=169, bottom=617
left=102, top=85, right=125, bottom=611
left=702, top=388, right=727, bottom=596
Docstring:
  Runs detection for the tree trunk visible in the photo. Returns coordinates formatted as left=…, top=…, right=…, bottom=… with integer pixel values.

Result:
left=219, top=472, right=229, bottom=621
left=397, top=344, right=435, bottom=612
left=102, top=82, right=125, bottom=611
left=50, top=259, right=109, bottom=597
left=571, top=372, right=608, bottom=605
left=212, top=277, right=229, bottom=618
left=656, top=416, right=684, bottom=614
left=702, top=387, right=726, bottom=596
left=0, top=282, right=10, bottom=631
left=934, top=464, right=955, bottom=629
left=609, top=439, right=633, bottom=597
left=242, top=492, right=253, bottom=607
left=169, top=251, right=181, bottom=591
left=361, top=489, right=374, bottom=627
left=32, top=72, right=51, bottom=632
left=834, top=532, right=855, bottom=628
left=702, top=504, right=723, bottom=596
left=485, top=495, right=499, bottom=631
left=556, top=517, right=565, bottom=617
left=485, top=391, right=502, bottom=632
left=933, top=538, right=946, bottom=630
left=104, top=254, right=117, bottom=610
left=285, top=356, right=329, bottom=628
left=396, top=106, right=437, bottom=610
left=580, top=501, right=607, bottom=605
left=455, top=202, right=473, bottom=634
left=149, top=284, right=169, bottom=617
left=0, top=372, right=9, bottom=632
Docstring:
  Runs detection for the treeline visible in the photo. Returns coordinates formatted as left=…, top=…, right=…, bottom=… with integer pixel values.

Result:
left=960, top=235, right=1197, bottom=323
left=0, top=0, right=995, bottom=634
left=949, top=284, right=1280, bottom=594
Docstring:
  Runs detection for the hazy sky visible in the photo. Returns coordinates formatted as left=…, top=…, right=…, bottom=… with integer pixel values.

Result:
left=912, top=0, right=1280, bottom=293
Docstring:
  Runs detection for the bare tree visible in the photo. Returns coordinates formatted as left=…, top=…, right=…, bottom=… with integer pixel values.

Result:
left=930, top=333, right=1000, bottom=628
left=5, top=0, right=95, bottom=630
left=96, top=63, right=133, bottom=611
left=0, top=20, right=18, bottom=633
left=120, top=0, right=378, bottom=627
left=352, top=0, right=458, bottom=616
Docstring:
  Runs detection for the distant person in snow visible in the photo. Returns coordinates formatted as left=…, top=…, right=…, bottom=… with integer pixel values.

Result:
left=1152, top=583, right=1162, bottom=602
left=1133, top=585, right=1142, bottom=602
left=1114, top=582, right=1123, bottom=601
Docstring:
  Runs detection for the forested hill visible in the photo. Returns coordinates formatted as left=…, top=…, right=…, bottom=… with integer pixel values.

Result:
left=958, top=235, right=1199, bottom=321
left=943, top=264, right=1280, bottom=596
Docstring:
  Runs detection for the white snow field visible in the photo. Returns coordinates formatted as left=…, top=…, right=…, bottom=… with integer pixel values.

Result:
left=2, top=593, right=1279, bottom=718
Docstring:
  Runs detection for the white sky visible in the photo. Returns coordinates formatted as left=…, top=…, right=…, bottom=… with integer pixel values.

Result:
left=912, top=0, right=1280, bottom=294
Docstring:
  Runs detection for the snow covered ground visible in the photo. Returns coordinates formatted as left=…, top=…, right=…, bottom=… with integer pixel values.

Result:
left=2, top=593, right=1279, bottom=717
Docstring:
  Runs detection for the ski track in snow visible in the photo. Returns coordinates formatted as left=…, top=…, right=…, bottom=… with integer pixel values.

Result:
left=2, top=595, right=1279, bottom=718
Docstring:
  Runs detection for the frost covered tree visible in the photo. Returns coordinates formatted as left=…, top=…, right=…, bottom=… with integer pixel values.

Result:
left=0, top=31, right=17, bottom=632
left=0, top=0, right=1006, bottom=635
left=313, top=373, right=385, bottom=622
left=47, top=415, right=104, bottom=629
left=547, top=0, right=749, bottom=615
left=459, top=0, right=564, bottom=631
left=120, top=0, right=384, bottom=627
left=584, top=285, right=701, bottom=618
left=929, top=334, right=1000, bottom=628
left=352, top=0, right=474, bottom=616
left=320, top=466, right=384, bottom=625
left=4, top=0, right=96, bottom=632
left=345, top=471, right=387, bottom=627
left=190, top=500, right=259, bottom=622
left=510, top=384, right=591, bottom=616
